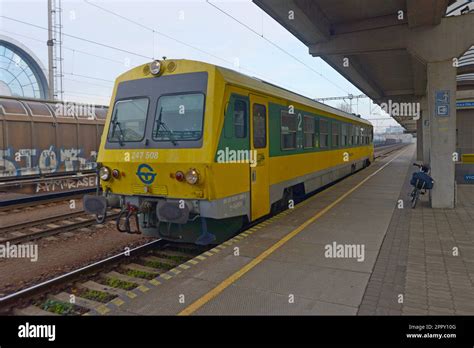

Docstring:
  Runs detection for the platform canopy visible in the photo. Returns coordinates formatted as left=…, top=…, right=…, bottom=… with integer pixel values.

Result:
left=254, top=0, right=474, bottom=133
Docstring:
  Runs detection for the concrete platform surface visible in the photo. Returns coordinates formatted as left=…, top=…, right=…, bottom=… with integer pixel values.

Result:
left=99, top=144, right=474, bottom=315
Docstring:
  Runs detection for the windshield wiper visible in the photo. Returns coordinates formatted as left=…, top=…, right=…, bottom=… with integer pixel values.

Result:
left=156, top=107, right=178, bottom=146
left=111, top=118, right=125, bottom=146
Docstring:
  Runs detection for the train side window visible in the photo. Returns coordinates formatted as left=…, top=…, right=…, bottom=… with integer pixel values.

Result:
left=234, top=99, right=247, bottom=138
left=281, top=110, right=297, bottom=150
left=319, top=119, right=329, bottom=148
left=314, top=118, right=320, bottom=148
left=332, top=121, right=340, bottom=148
left=253, top=103, right=266, bottom=148
left=347, top=124, right=353, bottom=146
left=303, top=115, right=314, bottom=148
left=341, top=123, right=348, bottom=147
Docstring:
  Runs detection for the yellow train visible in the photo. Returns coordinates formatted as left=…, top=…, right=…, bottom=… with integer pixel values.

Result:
left=84, top=59, right=374, bottom=245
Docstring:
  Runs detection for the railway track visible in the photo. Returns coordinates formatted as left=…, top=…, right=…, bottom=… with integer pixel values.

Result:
left=0, top=195, right=86, bottom=214
left=374, top=143, right=408, bottom=159
left=1, top=145, right=409, bottom=316
left=0, top=209, right=121, bottom=245
left=0, top=188, right=96, bottom=209
left=0, top=172, right=97, bottom=209
left=0, top=240, right=208, bottom=316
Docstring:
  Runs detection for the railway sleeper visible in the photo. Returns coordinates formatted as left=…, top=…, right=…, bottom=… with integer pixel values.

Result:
left=156, top=249, right=197, bottom=259
left=140, top=255, right=178, bottom=270
left=121, top=263, right=162, bottom=279
left=104, top=271, right=149, bottom=286
left=164, top=243, right=206, bottom=255
left=77, top=280, right=126, bottom=297
left=51, top=292, right=103, bottom=314
left=14, top=305, right=58, bottom=316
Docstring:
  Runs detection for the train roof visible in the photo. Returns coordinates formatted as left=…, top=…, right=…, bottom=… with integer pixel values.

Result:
left=214, top=64, right=373, bottom=126
left=124, top=59, right=372, bottom=126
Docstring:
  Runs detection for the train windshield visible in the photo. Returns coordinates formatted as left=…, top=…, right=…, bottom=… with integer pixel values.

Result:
left=107, top=98, right=149, bottom=144
left=153, top=93, right=205, bottom=142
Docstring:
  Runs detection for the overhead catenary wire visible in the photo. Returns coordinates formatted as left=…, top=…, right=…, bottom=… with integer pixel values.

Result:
left=0, top=29, right=129, bottom=66
left=0, top=15, right=153, bottom=60
left=63, top=72, right=114, bottom=83
left=82, top=0, right=318, bottom=98
left=63, top=77, right=112, bottom=89
left=4, top=8, right=311, bottom=100
left=2, top=3, right=363, bottom=110
left=205, top=0, right=351, bottom=95
left=83, top=0, right=242, bottom=67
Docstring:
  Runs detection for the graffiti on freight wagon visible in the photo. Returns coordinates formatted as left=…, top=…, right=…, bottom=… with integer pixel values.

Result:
left=0, top=146, right=97, bottom=177
left=35, top=175, right=98, bottom=193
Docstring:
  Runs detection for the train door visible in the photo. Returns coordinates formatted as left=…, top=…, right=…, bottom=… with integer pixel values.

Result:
left=249, top=94, right=269, bottom=221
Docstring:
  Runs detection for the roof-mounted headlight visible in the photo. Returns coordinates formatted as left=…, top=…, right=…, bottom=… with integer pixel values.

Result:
left=149, top=60, right=161, bottom=75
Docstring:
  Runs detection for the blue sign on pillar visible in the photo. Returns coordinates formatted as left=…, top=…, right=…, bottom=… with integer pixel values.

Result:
left=435, top=90, right=450, bottom=116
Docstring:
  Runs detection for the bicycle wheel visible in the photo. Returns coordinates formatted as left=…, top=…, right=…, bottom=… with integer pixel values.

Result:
left=411, top=189, right=419, bottom=208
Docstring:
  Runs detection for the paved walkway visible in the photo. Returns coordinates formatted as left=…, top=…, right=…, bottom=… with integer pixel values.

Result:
left=93, top=144, right=474, bottom=315
left=100, top=145, right=432, bottom=315
left=359, top=160, right=474, bottom=315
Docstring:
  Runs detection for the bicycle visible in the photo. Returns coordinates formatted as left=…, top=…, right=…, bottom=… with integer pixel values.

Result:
left=409, top=163, right=434, bottom=208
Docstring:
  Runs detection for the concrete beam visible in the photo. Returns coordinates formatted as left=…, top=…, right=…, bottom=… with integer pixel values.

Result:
left=309, top=27, right=406, bottom=55
left=412, top=56, right=427, bottom=96
left=309, top=13, right=474, bottom=62
left=320, top=55, right=385, bottom=100
left=376, top=95, right=420, bottom=104
left=407, top=0, right=450, bottom=28
left=253, top=0, right=330, bottom=45
left=332, top=14, right=406, bottom=35
left=385, top=89, right=415, bottom=96
left=408, top=13, right=474, bottom=62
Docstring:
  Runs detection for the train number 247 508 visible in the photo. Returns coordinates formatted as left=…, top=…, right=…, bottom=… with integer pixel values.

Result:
left=124, top=151, right=159, bottom=161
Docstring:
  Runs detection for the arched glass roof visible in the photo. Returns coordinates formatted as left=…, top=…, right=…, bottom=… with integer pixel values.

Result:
left=0, top=37, right=48, bottom=99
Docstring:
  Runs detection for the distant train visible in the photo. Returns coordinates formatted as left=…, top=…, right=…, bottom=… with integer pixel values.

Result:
left=0, top=96, right=107, bottom=178
left=85, top=59, right=374, bottom=245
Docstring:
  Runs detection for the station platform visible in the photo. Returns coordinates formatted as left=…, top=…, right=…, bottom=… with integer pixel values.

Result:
left=101, top=144, right=474, bottom=315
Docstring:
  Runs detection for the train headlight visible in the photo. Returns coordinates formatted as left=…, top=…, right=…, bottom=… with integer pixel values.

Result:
left=149, top=60, right=161, bottom=75
left=185, top=168, right=199, bottom=185
left=99, top=166, right=111, bottom=181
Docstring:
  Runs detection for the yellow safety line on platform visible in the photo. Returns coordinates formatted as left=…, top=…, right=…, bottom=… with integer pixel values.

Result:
left=178, top=146, right=412, bottom=316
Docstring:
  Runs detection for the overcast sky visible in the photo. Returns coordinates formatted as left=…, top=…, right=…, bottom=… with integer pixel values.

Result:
left=0, top=0, right=400, bottom=131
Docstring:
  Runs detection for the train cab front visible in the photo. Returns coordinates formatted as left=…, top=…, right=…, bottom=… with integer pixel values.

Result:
left=85, top=60, right=238, bottom=245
